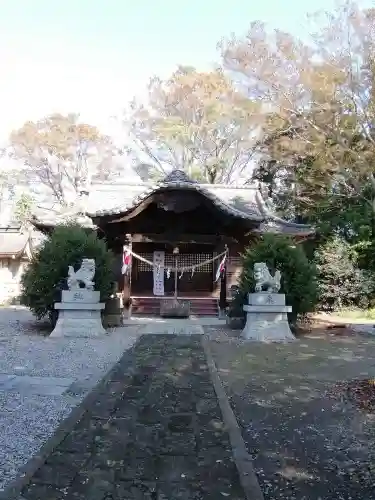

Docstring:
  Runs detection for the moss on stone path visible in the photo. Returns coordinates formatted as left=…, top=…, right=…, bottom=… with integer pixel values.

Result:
left=20, top=335, right=245, bottom=500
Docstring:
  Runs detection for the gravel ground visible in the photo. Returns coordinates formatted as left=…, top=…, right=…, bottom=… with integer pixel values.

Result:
left=0, top=307, right=140, bottom=492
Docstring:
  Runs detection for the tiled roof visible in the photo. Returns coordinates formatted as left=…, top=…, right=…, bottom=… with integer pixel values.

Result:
left=0, top=232, right=29, bottom=257
left=252, top=187, right=314, bottom=236
left=86, top=170, right=263, bottom=221
left=31, top=204, right=97, bottom=230
left=31, top=169, right=314, bottom=236
left=254, top=220, right=313, bottom=236
left=162, top=169, right=198, bottom=184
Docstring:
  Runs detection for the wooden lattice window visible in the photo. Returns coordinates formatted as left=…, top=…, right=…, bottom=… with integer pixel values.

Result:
left=137, top=253, right=153, bottom=271
left=165, top=253, right=212, bottom=272
left=136, top=252, right=213, bottom=273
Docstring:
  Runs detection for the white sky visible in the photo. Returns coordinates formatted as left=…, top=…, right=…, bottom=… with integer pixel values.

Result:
left=0, top=45, right=151, bottom=144
left=0, top=0, right=372, bottom=146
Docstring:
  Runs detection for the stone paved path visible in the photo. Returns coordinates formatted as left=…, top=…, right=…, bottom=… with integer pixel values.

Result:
left=18, top=335, right=245, bottom=500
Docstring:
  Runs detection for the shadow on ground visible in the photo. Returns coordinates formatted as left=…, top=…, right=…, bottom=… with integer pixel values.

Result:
left=208, top=329, right=375, bottom=500
left=0, top=307, right=52, bottom=337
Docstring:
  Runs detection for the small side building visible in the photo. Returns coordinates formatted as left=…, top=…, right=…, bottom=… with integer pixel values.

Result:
left=0, top=225, right=34, bottom=304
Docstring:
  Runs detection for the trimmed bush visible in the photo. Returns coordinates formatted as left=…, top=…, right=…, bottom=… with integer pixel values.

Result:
left=21, top=224, right=114, bottom=323
left=226, top=288, right=246, bottom=329
left=240, top=234, right=318, bottom=323
left=227, top=288, right=247, bottom=319
left=355, top=240, right=375, bottom=273
left=315, top=237, right=375, bottom=311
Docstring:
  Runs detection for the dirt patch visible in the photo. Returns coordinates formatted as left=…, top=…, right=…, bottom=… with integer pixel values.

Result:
left=205, top=317, right=357, bottom=341
left=208, top=329, right=375, bottom=499
left=327, top=378, right=375, bottom=414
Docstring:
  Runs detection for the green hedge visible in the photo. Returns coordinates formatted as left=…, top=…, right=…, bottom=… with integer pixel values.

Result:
left=21, top=224, right=114, bottom=321
left=316, top=237, right=375, bottom=311
left=239, top=234, right=318, bottom=323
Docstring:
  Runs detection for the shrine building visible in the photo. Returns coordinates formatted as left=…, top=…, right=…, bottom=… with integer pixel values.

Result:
left=32, top=169, right=313, bottom=316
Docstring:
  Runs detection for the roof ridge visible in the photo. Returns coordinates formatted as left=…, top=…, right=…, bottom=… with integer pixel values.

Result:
left=91, top=180, right=259, bottom=190
left=89, top=178, right=264, bottom=221
left=199, top=183, right=258, bottom=190
left=161, top=169, right=197, bottom=184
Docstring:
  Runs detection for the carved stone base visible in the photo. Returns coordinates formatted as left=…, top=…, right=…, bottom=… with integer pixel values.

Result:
left=248, top=292, right=287, bottom=306
left=50, top=310, right=106, bottom=338
left=242, top=293, right=296, bottom=342
left=50, top=290, right=106, bottom=338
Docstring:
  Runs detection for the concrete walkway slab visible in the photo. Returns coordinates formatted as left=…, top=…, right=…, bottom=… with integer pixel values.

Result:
left=13, top=375, right=75, bottom=387
left=0, top=375, right=15, bottom=387
left=0, top=375, right=76, bottom=396
left=137, top=322, right=205, bottom=335
left=122, top=316, right=226, bottom=327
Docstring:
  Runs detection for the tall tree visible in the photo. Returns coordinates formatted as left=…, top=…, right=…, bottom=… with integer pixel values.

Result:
left=123, top=66, right=264, bottom=184
left=9, top=113, right=116, bottom=206
left=14, top=193, right=35, bottom=229
left=221, top=2, right=375, bottom=231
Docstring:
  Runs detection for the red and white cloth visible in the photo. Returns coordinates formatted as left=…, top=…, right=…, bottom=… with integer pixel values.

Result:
left=215, top=253, right=227, bottom=282
left=121, top=246, right=132, bottom=275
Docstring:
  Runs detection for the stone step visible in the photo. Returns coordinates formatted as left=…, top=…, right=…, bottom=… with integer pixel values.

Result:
left=131, top=298, right=218, bottom=317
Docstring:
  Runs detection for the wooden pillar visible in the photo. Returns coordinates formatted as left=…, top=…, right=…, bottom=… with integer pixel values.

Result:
left=219, top=245, right=228, bottom=316
left=123, top=233, right=132, bottom=310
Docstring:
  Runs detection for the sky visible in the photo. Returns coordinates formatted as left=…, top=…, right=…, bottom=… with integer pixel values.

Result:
left=0, top=0, right=371, bottom=143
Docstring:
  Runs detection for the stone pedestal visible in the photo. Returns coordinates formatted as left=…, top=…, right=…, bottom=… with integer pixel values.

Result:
left=241, top=293, right=296, bottom=342
left=50, top=290, right=106, bottom=338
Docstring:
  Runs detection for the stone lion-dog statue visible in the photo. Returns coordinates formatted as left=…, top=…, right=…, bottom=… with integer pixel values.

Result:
left=254, top=262, right=281, bottom=293
left=67, top=258, right=95, bottom=291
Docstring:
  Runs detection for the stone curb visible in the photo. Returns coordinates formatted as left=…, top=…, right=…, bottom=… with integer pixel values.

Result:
left=0, top=339, right=141, bottom=500
left=202, top=335, right=265, bottom=500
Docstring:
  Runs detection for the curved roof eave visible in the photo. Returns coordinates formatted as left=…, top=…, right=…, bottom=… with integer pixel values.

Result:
left=88, top=181, right=265, bottom=222
left=254, top=191, right=315, bottom=235
left=30, top=215, right=97, bottom=234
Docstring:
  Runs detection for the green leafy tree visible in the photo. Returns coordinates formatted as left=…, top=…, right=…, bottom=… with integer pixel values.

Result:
left=21, top=224, right=114, bottom=323
left=14, top=193, right=34, bottom=228
left=240, top=234, right=318, bottom=323
left=222, top=3, right=375, bottom=229
left=9, top=113, right=116, bottom=206
left=315, top=237, right=374, bottom=311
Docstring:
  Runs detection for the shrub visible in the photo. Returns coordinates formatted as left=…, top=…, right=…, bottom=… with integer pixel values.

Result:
left=227, top=288, right=247, bottom=318
left=355, top=239, right=375, bottom=272
left=240, top=234, right=318, bottom=323
left=21, top=224, right=114, bottom=322
left=315, top=237, right=375, bottom=311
